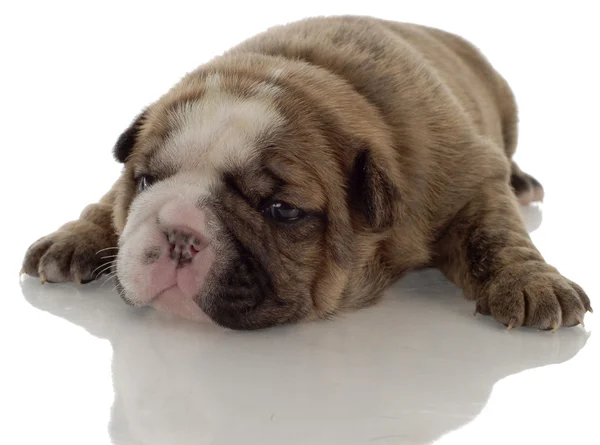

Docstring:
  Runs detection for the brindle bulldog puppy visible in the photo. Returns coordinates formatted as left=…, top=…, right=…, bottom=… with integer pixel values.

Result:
left=22, top=16, right=591, bottom=330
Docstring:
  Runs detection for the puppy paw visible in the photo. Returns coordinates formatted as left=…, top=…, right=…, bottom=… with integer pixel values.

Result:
left=21, top=220, right=118, bottom=284
left=480, top=264, right=592, bottom=330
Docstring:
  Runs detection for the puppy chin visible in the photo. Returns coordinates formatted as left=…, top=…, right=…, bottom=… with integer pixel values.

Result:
left=151, top=287, right=214, bottom=324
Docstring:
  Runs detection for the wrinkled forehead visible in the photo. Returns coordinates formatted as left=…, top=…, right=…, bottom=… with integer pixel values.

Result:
left=142, top=74, right=285, bottom=179
left=130, top=73, right=332, bottom=210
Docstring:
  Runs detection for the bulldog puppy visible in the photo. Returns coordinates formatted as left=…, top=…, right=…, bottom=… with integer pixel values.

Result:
left=22, top=16, right=591, bottom=330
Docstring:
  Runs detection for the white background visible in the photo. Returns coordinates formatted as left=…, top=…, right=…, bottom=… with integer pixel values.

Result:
left=1, top=1, right=598, bottom=444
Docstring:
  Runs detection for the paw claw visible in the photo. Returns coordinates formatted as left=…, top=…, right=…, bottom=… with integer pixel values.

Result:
left=551, top=324, right=559, bottom=333
left=576, top=318, right=585, bottom=328
left=586, top=305, right=594, bottom=314
left=72, top=271, right=83, bottom=285
left=19, top=268, right=25, bottom=276
left=40, top=273, right=47, bottom=285
left=505, top=317, right=518, bottom=331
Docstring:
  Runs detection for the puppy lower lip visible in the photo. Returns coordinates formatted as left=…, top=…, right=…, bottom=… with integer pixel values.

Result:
left=153, top=284, right=178, bottom=302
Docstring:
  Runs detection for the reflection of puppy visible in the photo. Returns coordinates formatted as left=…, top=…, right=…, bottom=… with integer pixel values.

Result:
left=22, top=16, right=591, bottom=330
left=19, top=272, right=590, bottom=445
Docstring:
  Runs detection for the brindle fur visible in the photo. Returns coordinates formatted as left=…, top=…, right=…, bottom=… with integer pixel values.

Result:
left=22, top=16, right=591, bottom=330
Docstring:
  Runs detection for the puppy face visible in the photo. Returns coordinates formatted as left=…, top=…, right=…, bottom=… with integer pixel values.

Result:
left=112, top=68, right=399, bottom=330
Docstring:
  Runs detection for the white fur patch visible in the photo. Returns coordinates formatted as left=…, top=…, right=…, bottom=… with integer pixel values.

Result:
left=161, top=91, right=284, bottom=173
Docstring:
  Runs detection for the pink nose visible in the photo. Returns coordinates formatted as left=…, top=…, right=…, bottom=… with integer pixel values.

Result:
left=165, top=227, right=207, bottom=265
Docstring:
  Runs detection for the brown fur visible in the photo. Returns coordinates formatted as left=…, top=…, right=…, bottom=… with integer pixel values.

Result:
left=22, top=16, right=591, bottom=329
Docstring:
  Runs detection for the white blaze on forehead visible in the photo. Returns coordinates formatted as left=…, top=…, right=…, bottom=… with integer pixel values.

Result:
left=160, top=80, right=284, bottom=173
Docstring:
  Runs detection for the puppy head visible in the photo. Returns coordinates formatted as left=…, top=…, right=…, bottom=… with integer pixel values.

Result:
left=112, top=68, right=400, bottom=330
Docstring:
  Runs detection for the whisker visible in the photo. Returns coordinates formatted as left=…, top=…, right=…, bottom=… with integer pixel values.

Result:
left=102, top=270, right=117, bottom=280
left=92, top=261, right=116, bottom=279
left=91, top=263, right=107, bottom=278
left=100, top=272, right=117, bottom=289
left=100, top=255, right=118, bottom=260
left=112, top=284, right=126, bottom=300
left=95, top=247, right=119, bottom=255
left=93, top=267, right=109, bottom=281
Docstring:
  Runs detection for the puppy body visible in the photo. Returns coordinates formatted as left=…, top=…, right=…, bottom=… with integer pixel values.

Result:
left=23, top=16, right=590, bottom=330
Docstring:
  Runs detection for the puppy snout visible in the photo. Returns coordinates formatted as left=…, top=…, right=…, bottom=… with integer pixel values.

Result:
left=164, top=227, right=207, bottom=263
left=157, top=199, right=211, bottom=264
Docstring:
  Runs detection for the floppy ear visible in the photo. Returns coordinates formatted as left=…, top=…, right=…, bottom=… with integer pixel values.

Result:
left=348, top=148, right=400, bottom=230
left=113, top=110, right=147, bottom=163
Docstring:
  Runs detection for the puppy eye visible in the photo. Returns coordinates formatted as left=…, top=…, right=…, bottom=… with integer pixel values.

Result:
left=136, top=174, right=155, bottom=193
left=263, top=201, right=305, bottom=223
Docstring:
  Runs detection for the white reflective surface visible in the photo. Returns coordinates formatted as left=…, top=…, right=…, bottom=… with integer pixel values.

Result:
left=1, top=2, right=598, bottom=444
left=7, top=232, right=599, bottom=444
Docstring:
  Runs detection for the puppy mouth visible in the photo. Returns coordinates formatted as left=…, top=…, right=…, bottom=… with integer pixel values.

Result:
left=153, top=283, right=178, bottom=302
left=150, top=283, right=212, bottom=323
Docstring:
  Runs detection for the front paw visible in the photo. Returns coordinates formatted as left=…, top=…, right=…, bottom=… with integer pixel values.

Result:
left=22, top=221, right=117, bottom=284
left=478, top=264, right=592, bottom=329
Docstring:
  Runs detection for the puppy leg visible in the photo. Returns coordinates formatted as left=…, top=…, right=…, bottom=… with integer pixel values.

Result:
left=22, top=188, right=118, bottom=284
left=434, top=180, right=591, bottom=329
left=510, top=160, right=544, bottom=205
